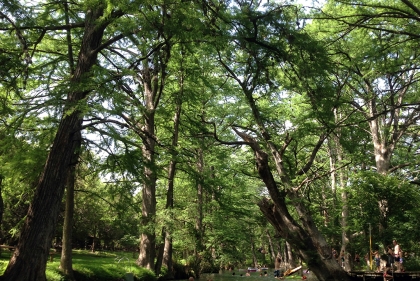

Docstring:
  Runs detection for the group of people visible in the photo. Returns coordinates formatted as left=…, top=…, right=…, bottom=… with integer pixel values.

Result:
left=332, top=239, right=405, bottom=273
left=373, top=239, right=404, bottom=274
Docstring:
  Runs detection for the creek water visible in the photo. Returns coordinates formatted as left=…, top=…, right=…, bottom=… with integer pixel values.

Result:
left=200, top=268, right=310, bottom=281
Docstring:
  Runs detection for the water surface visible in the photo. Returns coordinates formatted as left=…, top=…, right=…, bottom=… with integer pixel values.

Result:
left=201, top=268, right=308, bottom=281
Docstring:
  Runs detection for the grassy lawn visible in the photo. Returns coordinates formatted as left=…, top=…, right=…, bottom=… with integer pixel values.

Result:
left=0, top=249, right=156, bottom=281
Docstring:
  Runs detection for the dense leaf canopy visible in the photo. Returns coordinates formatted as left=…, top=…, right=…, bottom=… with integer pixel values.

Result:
left=0, top=0, right=420, bottom=280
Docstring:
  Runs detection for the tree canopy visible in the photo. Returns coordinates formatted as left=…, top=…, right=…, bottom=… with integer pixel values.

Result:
left=0, top=0, right=419, bottom=280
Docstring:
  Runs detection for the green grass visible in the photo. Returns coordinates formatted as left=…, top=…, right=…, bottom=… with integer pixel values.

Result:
left=0, top=250, right=156, bottom=281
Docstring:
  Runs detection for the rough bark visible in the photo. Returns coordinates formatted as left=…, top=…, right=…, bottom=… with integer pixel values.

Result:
left=0, top=7, right=112, bottom=281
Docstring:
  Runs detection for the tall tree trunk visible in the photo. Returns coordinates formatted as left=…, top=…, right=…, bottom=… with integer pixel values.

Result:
left=331, top=109, right=351, bottom=270
left=59, top=4, right=77, bottom=275
left=137, top=39, right=170, bottom=269
left=339, top=166, right=350, bottom=270
left=59, top=153, right=78, bottom=280
left=156, top=81, right=182, bottom=276
left=59, top=120, right=81, bottom=280
left=137, top=77, right=158, bottom=270
left=0, top=7, right=114, bottom=280
left=163, top=91, right=183, bottom=277
left=191, top=147, right=204, bottom=276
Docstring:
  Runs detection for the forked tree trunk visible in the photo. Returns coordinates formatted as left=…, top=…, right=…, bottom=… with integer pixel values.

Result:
left=0, top=7, right=113, bottom=281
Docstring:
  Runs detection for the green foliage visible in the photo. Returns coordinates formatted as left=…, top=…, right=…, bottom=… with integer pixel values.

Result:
left=2, top=0, right=420, bottom=277
left=347, top=172, right=420, bottom=251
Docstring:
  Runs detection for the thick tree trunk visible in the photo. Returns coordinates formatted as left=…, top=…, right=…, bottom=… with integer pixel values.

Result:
left=235, top=130, right=351, bottom=281
left=0, top=7, right=109, bottom=281
left=258, top=197, right=349, bottom=281
left=137, top=118, right=157, bottom=270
